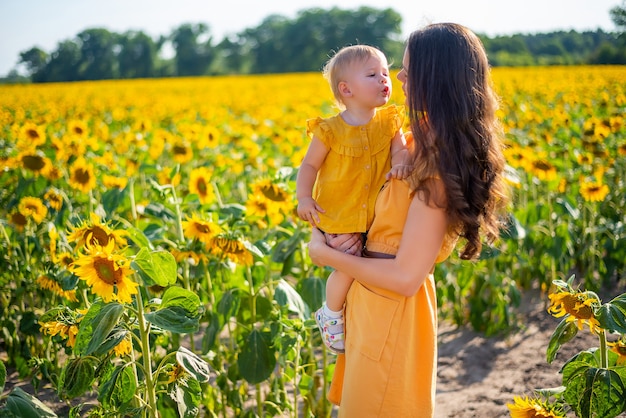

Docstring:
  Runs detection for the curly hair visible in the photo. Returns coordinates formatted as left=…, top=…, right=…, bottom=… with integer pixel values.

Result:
left=405, top=23, right=510, bottom=260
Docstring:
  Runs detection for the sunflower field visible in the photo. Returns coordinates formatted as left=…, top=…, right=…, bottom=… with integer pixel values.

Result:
left=0, top=66, right=625, bottom=417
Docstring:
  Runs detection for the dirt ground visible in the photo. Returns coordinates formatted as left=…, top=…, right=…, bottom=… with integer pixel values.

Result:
left=2, top=289, right=621, bottom=417
left=434, top=290, right=614, bottom=418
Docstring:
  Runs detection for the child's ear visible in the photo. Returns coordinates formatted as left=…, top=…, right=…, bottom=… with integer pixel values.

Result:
left=338, top=81, right=352, bottom=98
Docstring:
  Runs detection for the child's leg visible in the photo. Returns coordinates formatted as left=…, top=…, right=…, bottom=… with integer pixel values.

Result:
left=325, top=269, right=354, bottom=312
left=315, top=270, right=353, bottom=354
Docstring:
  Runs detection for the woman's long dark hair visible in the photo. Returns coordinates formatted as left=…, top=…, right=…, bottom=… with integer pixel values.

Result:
left=406, top=23, right=509, bottom=260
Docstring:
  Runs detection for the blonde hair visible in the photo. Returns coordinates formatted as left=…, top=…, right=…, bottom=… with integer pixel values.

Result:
left=323, top=45, right=386, bottom=108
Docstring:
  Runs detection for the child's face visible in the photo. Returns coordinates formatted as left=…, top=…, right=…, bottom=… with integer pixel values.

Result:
left=341, top=53, right=391, bottom=109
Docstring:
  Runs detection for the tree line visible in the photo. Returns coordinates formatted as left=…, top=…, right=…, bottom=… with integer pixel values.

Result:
left=7, top=5, right=626, bottom=84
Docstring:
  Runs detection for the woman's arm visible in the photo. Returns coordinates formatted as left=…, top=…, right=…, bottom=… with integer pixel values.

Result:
left=308, top=189, right=448, bottom=297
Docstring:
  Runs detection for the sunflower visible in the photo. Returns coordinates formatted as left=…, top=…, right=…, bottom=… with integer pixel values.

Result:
left=44, top=188, right=64, bottom=211
left=8, top=211, right=27, bottom=232
left=40, top=321, right=80, bottom=348
left=245, top=193, right=283, bottom=226
left=251, top=179, right=290, bottom=203
left=528, top=159, right=557, bottom=182
left=18, top=121, right=46, bottom=149
left=111, top=333, right=133, bottom=357
left=67, top=119, right=89, bottom=137
left=72, top=239, right=138, bottom=303
left=211, top=233, right=254, bottom=266
left=172, top=139, right=193, bottom=163
left=507, top=395, right=565, bottom=418
left=68, top=213, right=128, bottom=250
left=182, top=213, right=222, bottom=244
left=608, top=339, right=626, bottom=365
left=69, top=157, right=97, bottom=193
left=188, top=166, right=215, bottom=204
left=165, top=364, right=186, bottom=384
left=618, top=142, right=626, bottom=157
left=503, top=144, right=532, bottom=171
left=18, top=196, right=48, bottom=224
left=17, top=150, right=52, bottom=175
left=170, top=248, right=207, bottom=266
left=548, top=290, right=601, bottom=333
left=36, top=275, right=78, bottom=302
left=157, top=166, right=181, bottom=187
left=197, top=125, right=220, bottom=149
left=102, top=174, right=128, bottom=190
left=579, top=180, right=609, bottom=202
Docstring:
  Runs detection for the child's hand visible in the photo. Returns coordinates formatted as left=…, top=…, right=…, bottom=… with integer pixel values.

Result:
left=386, top=164, right=412, bottom=180
left=297, top=197, right=325, bottom=226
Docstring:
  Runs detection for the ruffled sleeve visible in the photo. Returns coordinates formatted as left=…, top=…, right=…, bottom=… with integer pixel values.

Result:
left=380, top=104, right=405, bottom=138
left=306, top=117, right=334, bottom=149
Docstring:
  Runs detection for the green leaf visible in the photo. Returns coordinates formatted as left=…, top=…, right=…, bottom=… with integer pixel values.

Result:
left=0, top=360, right=6, bottom=395
left=145, top=306, right=200, bottom=333
left=547, top=318, right=578, bottom=363
left=161, top=286, right=201, bottom=314
left=274, top=279, right=308, bottom=319
left=84, top=302, right=124, bottom=356
left=92, top=328, right=128, bottom=357
left=297, top=277, right=325, bottom=315
left=596, top=294, right=626, bottom=334
left=4, top=387, right=58, bottom=417
left=132, top=247, right=177, bottom=287
left=217, top=289, right=241, bottom=324
left=59, top=357, right=97, bottom=399
left=98, top=364, right=136, bottom=409
left=171, top=376, right=202, bottom=418
left=237, top=329, right=276, bottom=385
left=271, top=231, right=303, bottom=263
left=124, top=224, right=153, bottom=249
left=201, top=311, right=221, bottom=352
left=176, top=346, right=211, bottom=383
left=102, top=187, right=128, bottom=216
left=74, top=302, right=104, bottom=356
left=562, top=364, right=626, bottom=418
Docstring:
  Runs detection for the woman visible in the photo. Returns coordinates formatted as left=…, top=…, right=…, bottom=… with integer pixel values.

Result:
left=307, top=22, right=510, bottom=417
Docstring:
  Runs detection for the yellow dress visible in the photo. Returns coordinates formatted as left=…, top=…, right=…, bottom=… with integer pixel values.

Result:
left=306, top=105, right=404, bottom=234
left=328, top=178, right=457, bottom=417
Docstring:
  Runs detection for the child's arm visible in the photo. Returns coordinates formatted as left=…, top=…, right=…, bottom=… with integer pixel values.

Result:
left=387, top=129, right=412, bottom=180
left=296, top=136, right=329, bottom=226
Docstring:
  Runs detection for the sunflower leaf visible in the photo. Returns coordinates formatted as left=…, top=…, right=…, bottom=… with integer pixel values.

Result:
left=4, top=387, right=58, bottom=417
left=98, top=364, right=136, bottom=409
left=596, top=296, right=626, bottom=334
left=132, top=247, right=177, bottom=286
left=176, top=346, right=211, bottom=383
left=237, top=329, right=276, bottom=385
left=84, top=303, right=124, bottom=356
left=547, top=318, right=578, bottom=364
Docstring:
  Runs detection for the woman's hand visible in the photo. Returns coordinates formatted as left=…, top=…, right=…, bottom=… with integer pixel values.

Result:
left=307, top=228, right=329, bottom=266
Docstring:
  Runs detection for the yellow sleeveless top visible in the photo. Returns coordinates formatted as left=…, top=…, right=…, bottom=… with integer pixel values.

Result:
left=306, top=105, right=404, bottom=234
left=328, top=178, right=458, bottom=417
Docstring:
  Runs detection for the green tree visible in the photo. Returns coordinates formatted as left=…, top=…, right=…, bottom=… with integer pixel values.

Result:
left=118, top=30, right=157, bottom=78
left=76, top=28, right=119, bottom=80
left=41, top=40, right=81, bottom=82
left=18, top=47, right=48, bottom=76
left=170, top=23, right=214, bottom=76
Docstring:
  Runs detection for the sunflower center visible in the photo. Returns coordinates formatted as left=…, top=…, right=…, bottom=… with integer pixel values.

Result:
left=194, top=223, right=212, bottom=234
left=23, top=155, right=46, bottom=171
left=196, top=179, right=207, bottom=195
left=173, top=145, right=187, bottom=155
left=261, top=184, right=287, bottom=202
left=94, top=257, right=122, bottom=285
left=74, top=168, right=92, bottom=184
left=533, top=160, right=553, bottom=171
left=26, top=128, right=41, bottom=140
left=572, top=304, right=593, bottom=320
left=84, top=226, right=110, bottom=246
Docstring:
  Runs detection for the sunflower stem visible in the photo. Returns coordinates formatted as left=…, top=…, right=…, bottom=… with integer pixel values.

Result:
left=599, top=329, right=608, bottom=369
left=129, top=177, right=138, bottom=227
left=135, top=288, right=158, bottom=417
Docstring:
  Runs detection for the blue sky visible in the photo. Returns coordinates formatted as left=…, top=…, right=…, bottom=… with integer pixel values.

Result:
left=0, top=0, right=619, bottom=76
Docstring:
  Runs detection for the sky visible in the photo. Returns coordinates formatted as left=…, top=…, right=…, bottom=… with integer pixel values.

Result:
left=0, top=0, right=619, bottom=76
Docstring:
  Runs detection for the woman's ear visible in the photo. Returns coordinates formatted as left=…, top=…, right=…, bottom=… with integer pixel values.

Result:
left=338, top=81, right=352, bottom=98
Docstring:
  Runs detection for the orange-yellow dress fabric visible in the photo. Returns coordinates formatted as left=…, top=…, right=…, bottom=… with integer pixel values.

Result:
left=328, top=178, right=457, bottom=417
left=306, top=104, right=404, bottom=234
